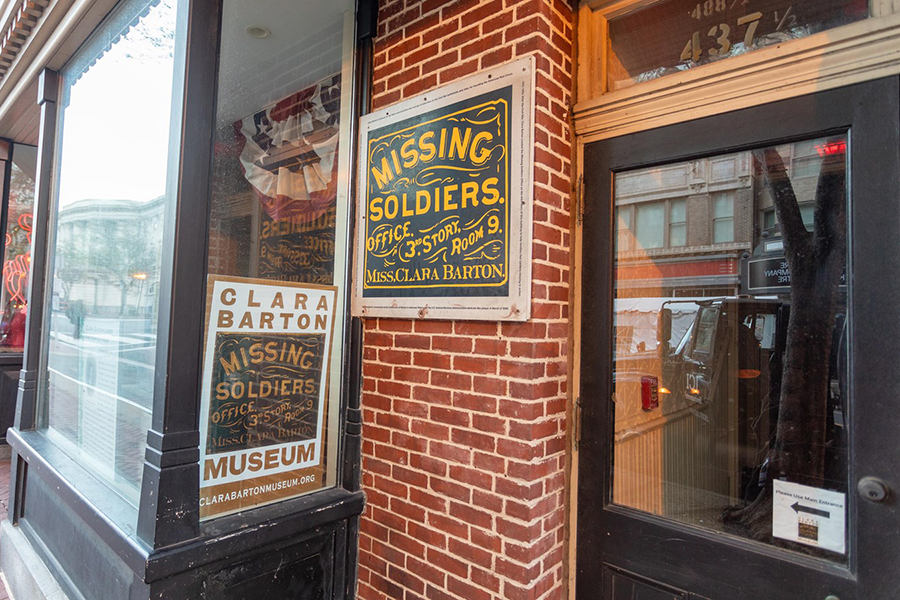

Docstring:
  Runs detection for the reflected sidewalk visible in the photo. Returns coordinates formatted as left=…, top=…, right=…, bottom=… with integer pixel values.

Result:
left=0, top=454, right=12, bottom=599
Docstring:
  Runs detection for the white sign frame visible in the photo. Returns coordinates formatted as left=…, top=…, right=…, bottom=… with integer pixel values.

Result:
left=198, top=276, right=337, bottom=520
left=352, top=57, right=535, bottom=321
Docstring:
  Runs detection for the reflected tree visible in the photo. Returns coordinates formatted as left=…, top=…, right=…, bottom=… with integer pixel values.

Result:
left=724, top=142, right=847, bottom=541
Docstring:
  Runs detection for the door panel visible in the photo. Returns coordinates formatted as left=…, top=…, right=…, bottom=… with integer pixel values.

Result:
left=577, top=78, right=900, bottom=599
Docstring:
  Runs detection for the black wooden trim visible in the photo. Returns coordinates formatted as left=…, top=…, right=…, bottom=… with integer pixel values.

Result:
left=9, top=68, right=59, bottom=530
left=144, top=489, right=366, bottom=582
left=7, top=428, right=149, bottom=574
left=14, top=68, right=57, bottom=434
left=137, top=0, right=222, bottom=550
left=0, top=138, right=13, bottom=281
left=356, top=0, right=378, bottom=41
left=577, top=77, right=900, bottom=600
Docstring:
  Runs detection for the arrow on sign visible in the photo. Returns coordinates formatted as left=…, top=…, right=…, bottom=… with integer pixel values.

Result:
left=791, top=502, right=830, bottom=519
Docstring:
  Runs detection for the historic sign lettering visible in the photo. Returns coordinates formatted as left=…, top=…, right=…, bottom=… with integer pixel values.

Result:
left=353, top=58, right=534, bottom=320
left=199, top=276, right=336, bottom=520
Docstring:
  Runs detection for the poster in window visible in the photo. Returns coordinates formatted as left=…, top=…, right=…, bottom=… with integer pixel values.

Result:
left=352, top=57, right=534, bottom=321
left=199, top=275, right=336, bottom=520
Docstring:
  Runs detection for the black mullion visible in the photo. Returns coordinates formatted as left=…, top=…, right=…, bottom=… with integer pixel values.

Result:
left=136, top=0, right=222, bottom=550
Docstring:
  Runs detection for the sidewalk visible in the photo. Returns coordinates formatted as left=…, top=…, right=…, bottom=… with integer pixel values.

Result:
left=0, top=457, right=12, bottom=599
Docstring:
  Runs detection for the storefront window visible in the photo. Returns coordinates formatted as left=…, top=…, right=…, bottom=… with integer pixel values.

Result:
left=0, top=145, right=36, bottom=352
left=37, top=0, right=184, bottom=507
left=198, top=0, right=355, bottom=519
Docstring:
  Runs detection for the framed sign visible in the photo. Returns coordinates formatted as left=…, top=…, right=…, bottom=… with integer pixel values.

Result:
left=199, top=275, right=337, bottom=520
left=353, top=57, right=534, bottom=321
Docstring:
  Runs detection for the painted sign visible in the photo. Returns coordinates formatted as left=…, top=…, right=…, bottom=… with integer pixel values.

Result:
left=353, top=58, right=533, bottom=321
left=773, top=479, right=846, bottom=554
left=199, top=275, right=336, bottom=520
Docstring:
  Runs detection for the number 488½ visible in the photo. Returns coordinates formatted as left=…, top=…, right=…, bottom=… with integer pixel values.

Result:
left=680, top=11, right=763, bottom=63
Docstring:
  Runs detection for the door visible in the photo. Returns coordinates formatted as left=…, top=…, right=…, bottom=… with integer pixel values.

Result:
left=577, top=78, right=900, bottom=599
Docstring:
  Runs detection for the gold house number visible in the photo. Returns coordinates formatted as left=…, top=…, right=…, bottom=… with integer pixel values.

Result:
left=680, top=0, right=797, bottom=63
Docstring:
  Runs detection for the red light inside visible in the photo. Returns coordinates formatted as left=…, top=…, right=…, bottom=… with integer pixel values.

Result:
left=641, top=375, right=659, bottom=411
left=815, top=140, right=846, bottom=157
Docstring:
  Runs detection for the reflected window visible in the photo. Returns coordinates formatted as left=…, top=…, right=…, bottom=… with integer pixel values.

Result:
left=635, top=202, right=664, bottom=249
left=712, top=191, right=734, bottom=243
left=38, top=0, right=184, bottom=507
left=669, top=199, right=686, bottom=247
left=616, top=207, right=632, bottom=252
left=0, top=144, right=36, bottom=352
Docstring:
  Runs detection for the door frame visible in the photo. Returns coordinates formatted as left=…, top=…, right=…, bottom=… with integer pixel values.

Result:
left=575, top=77, right=900, bottom=599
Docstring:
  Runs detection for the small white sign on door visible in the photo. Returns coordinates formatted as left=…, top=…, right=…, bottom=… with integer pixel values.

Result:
left=773, top=480, right=846, bottom=554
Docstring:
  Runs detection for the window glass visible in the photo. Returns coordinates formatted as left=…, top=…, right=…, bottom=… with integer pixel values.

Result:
left=635, top=202, right=664, bottom=249
left=38, top=0, right=183, bottom=508
left=613, top=134, right=849, bottom=561
left=0, top=145, right=37, bottom=352
left=607, top=0, right=868, bottom=90
left=198, top=0, right=355, bottom=519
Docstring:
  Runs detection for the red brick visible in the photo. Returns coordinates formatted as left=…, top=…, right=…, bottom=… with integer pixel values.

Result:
left=452, top=392, right=496, bottom=413
left=472, top=375, right=506, bottom=396
left=473, top=338, right=508, bottom=355
left=473, top=452, right=505, bottom=474
left=471, top=528, right=502, bottom=553
left=412, top=386, right=452, bottom=406
left=447, top=575, right=492, bottom=600
left=388, top=565, right=426, bottom=595
left=414, top=320, right=453, bottom=334
left=395, top=334, right=432, bottom=349
left=407, top=556, right=446, bottom=587
left=393, top=465, right=429, bottom=489
left=409, top=453, right=448, bottom=477
left=454, top=321, right=499, bottom=336
left=380, top=348, right=413, bottom=365
left=431, top=371, right=472, bottom=391
left=391, top=497, right=427, bottom=523
left=411, top=419, right=450, bottom=441
left=379, top=319, right=413, bottom=333
left=426, top=547, right=469, bottom=579
left=449, top=501, right=493, bottom=530
left=371, top=572, right=405, bottom=598
left=430, top=406, right=469, bottom=427
left=404, top=74, right=438, bottom=98
left=472, top=414, right=505, bottom=434
left=394, top=366, right=430, bottom=384
left=413, top=351, right=452, bottom=370
left=432, top=335, right=473, bottom=353
left=452, top=355, right=497, bottom=374
left=409, top=520, right=448, bottom=549
left=410, top=487, right=448, bottom=513
left=430, top=478, right=472, bottom=503
left=429, top=441, right=471, bottom=465
left=450, top=428, right=495, bottom=452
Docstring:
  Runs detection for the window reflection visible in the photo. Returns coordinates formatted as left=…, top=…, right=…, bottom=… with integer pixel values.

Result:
left=39, top=0, right=180, bottom=505
left=613, top=135, right=849, bottom=560
left=0, top=145, right=36, bottom=352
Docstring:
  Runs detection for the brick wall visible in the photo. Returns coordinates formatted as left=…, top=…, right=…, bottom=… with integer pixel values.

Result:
left=358, top=1, right=574, bottom=599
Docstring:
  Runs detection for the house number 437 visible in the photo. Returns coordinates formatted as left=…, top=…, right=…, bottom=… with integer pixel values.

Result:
left=679, top=9, right=764, bottom=62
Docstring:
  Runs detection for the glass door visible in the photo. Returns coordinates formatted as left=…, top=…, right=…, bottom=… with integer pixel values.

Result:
left=577, top=78, right=900, bottom=599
